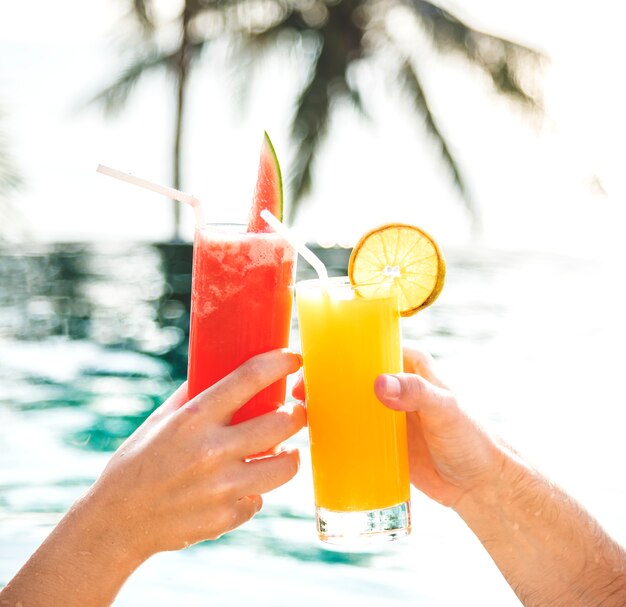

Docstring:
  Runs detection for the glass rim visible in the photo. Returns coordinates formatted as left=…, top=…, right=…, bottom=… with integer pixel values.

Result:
left=196, top=222, right=246, bottom=232
left=296, top=276, right=396, bottom=290
left=195, top=223, right=292, bottom=238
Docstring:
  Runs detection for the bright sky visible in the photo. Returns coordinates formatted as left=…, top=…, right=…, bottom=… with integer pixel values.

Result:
left=1, top=0, right=625, bottom=255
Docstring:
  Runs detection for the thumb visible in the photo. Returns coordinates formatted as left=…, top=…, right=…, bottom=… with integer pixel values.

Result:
left=374, top=373, right=455, bottom=417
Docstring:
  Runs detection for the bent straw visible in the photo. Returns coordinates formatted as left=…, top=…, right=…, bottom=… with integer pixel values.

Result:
left=260, top=209, right=329, bottom=282
left=96, top=164, right=206, bottom=227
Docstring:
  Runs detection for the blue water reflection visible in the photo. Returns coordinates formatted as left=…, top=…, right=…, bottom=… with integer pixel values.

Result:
left=1, top=242, right=625, bottom=606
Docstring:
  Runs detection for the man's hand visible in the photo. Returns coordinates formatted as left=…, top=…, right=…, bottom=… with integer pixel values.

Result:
left=372, top=346, right=507, bottom=508
left=375, top=345, right=626, bottom=606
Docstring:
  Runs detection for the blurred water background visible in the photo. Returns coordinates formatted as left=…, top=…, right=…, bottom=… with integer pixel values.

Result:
left=1, top=243, right=625, bottom=606
left=2, top=0, right=626, bottom=605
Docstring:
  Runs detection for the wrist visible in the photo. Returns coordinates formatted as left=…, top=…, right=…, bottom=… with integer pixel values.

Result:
left=77, top=480, right=153, bottom=569
left=451, top=446, right=626, bottom=606
left=1, top=485, right=149, bottom=607
left=452, top=443, right=528, bottom=524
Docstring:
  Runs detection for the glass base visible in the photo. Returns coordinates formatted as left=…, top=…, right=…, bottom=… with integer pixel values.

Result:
left=316, top=501, right=411, bottom=545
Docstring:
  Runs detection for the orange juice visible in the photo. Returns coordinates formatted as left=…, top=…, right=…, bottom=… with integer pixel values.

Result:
left=296, top=277, right=410, bottom=542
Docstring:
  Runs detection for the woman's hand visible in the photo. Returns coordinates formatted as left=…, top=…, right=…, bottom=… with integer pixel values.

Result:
left=90, top=348, right=306, bottom=558
left=1, top=349, right=306, bottom=607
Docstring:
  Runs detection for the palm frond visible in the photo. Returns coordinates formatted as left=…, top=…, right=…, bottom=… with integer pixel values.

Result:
left=288, top=40, right=332, bottom=219
left=408, top=0, right=543, bottom=108
left=0, top=119, right=22, bottom=195
left=0, top=115, right=23, bottom=239
left=88, top=47, right=171, bottom=115
left=0, top=153, right=22, bottom=194
left=287, top=1, right=365, bottom=220
left=96, top=0, right=546, bottom=229
left=129, top=0, right=156, bottom=30
left=88, top=40, right=208, bottom=115
left=222, top=11, right=300, bottom=117
left=397, top=58, right=476, bottom=216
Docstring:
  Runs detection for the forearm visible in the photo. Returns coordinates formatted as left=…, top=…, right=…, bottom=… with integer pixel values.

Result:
left=454, top=451, right=626, bottom=606
left=0, top=490, right=145, bottom=607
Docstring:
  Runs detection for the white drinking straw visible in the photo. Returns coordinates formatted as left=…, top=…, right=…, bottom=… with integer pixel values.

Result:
left=260, top=209, right=329, bottom=282
left=96, top=164, right=206, bottom=227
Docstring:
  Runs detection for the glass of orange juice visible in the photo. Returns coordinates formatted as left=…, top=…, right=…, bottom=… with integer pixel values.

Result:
left=296, top=277, right=411, bottom=544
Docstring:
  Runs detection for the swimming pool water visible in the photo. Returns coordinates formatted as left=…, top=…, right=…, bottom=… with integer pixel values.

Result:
left=1, top=242, right=625, bottom=606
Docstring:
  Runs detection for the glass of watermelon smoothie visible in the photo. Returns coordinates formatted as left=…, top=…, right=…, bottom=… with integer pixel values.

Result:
left=186, top=224, right=295, bottom=423
left=186, top=133, right=295, bottom=426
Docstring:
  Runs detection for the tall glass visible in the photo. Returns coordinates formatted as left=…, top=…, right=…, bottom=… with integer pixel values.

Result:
left=187, top=224, right=295, bottom=424
left=296, top=277, right=410, bottom=544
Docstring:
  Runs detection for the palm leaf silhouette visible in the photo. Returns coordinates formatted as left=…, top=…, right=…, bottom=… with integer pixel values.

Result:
left=91, top=0, right=544, bottom=235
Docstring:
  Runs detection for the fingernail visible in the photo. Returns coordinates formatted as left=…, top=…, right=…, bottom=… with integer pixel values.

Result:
left=381, top=375, right=401, bottom=400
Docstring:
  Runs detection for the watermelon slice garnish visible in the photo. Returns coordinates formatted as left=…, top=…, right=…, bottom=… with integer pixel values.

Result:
left=247, top=131, right=283, bottom=232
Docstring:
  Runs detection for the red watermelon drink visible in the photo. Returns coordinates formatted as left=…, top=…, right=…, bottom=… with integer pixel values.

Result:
left=187, top=226, right=294, bottom=421
left=186, top=133, right=295, bottom=423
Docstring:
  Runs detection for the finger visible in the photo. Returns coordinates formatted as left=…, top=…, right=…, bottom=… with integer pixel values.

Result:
left=402, top=344, right=448, bottom=389
left=143, top=382, right=189, bottom=428
left=238, top=494, right=263, bottom=518
left=182, top=350, right=302, bottom=424
left=219, top=495, right=263, bottom=536
left=226, top=402, right=306, bottom=457
left=374, top=373, right=456, bottom=418
left=239, top=448, right=301, bottom=495
left=291, top=370, right=305, bottom=401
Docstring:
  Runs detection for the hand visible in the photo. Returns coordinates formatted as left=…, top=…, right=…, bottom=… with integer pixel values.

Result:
left=375, top=347, right=626, bottom=607
left=293, top=345, right=506, bottom=509
left=0, top=349, right=306, bottom=607
left=373, top=345, right=506, bottom=508
left=293, top=346, right=626, bottom=607
left=85, top=349, right=306, bottom=560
